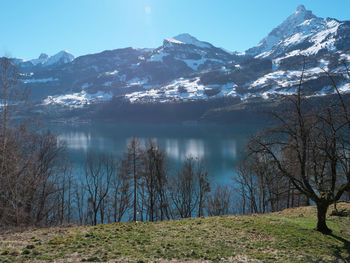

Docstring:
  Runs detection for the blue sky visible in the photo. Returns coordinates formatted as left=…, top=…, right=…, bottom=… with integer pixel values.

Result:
left=2, top=0, right=350, bottom=60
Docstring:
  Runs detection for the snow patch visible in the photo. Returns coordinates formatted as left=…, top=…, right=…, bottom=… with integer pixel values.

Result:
left=172, top=33, right=212, bottom=49
left=105, top=70, right=119, bottom=76
left=23, top=78, right=58, bottom=83
left=125, top=77, right=237, bottom=102
left=249, top=67, right=324, bottom=90
left=43, top=90, right=112, bottom=108
left=339, top=82, right=350, bottom=93
left=165, top=38, right=185, bottom=45
left=127, top=77, right=148, bottom=86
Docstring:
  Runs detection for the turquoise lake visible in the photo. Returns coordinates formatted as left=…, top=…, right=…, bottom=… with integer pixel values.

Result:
left=48, top=122, right=262, bottom=185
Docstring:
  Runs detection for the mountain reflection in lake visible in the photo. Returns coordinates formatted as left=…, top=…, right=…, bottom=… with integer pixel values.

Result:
left=51, top=122, right=261, bottom=185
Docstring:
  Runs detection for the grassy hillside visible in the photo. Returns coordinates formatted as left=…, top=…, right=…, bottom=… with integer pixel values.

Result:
left=0, top=203, right=349, bottom=263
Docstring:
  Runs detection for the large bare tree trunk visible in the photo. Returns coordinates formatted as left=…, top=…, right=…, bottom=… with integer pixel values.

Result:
left=316, top=202, right=331, bottom=234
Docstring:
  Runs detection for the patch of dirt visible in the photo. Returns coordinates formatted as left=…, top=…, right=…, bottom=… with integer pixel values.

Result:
left=223, top=255, right=262, bottom=262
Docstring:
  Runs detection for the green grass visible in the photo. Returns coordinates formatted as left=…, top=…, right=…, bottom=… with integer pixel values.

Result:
left=0, top=203, right=349, bottom=262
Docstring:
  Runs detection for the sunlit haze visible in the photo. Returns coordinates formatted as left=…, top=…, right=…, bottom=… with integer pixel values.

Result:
left=2, top=0, right=350, bottom=59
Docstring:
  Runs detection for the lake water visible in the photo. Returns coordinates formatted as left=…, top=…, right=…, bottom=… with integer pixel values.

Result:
left=48, top=122, right=262, bottom=185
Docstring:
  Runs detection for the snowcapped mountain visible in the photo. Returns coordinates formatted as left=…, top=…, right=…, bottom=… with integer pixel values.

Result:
left=246, top=5, right=348, bottom=60
left=28, top=50, right=75, bottom=67
left=30, top=53, right=50, bottom=65
left=168, top=33, right=213, bottom=49
left=45, top=50, right=75, bottom=66
left=150, top=33, right=237, bottom=71
left=246, top=5, right=316, bottom=57
left=10, top=5, right=350, bottom=109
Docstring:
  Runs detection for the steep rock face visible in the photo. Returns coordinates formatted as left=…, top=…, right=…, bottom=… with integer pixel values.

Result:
left=246, top=5, right=347, bottom=60
left=246, top=5, right=316, bottom=57
left=9, top=6, right=350, bottom=108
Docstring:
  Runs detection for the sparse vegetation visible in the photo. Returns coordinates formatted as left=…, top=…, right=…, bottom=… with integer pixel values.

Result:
left=0, top=203, right=349, bottom=262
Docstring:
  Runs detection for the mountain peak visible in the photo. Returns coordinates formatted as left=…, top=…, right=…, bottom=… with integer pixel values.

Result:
left=173, top=33, right=199, bottom=43
left=246, top=5, right=317, bottom=57
left=39, top=53, right=49, bottom=60
left=164, top=33, right=212, bottom=49
left=290, top=5, right=314, bottom=21
left=29, top=50, right=74, bottom=66
left=56, top=50, right=73, bottom=55
left=295, top=4, right=306, bottom=13
left=45, top=50, right=74, bottom=66
left=53, top=50, right=74, bottom=59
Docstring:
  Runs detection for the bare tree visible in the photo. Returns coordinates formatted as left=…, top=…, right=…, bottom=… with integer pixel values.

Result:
left=153, top=143, right=170, bottom=221
left=206, top=184, right=232, bottom=216
left=57, top=164, right=73, bottom=225
left=30, top=131, right=68, bottom=225
left=119, top=137, right=144, bottom=222
left=0, top=57, right=18, bottom=168
left=143, top=140, right=158, bottom=221
left=235, top=151, right=308, bottom=215
left=0, top=57, right=70, bottom=227
left=111, top=161, right=130, bottom=222
left=196, top=161, right=210, bottom=217
left=0, top=127, right=68, bottom=226
left=141, top=140, right=170, bottom=221
left=169, top=157, right=199, bottom=218
left=74, top=181, right=88, bottom=225
left=235, top=160, right=259, bottom=214
left=84, top=152, right=114, bottom=225
left=248, top=60, right=350, bottom=233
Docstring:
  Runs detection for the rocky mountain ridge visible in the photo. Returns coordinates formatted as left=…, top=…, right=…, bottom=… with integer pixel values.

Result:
left=11, top=5, right=350, bottom=108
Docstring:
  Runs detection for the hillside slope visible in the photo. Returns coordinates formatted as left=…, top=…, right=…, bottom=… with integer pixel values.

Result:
left=0, top=203, right=349, bottom=262
left=11, top=5, right=350, bottom=109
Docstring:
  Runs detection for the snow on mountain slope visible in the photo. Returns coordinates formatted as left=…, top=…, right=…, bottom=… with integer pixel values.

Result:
left=43, top=90, right=112, bottom=108
left=171, top=33, right=213, bottom=49
left=10, top=5, right=350, bottom=108
left=247, top=5, right=315, bottom=56
left=30, top=53, right=50, bottom=65
left=45, top=50, right=75, bottom=66
left=23, top=77, right=59, bottom=83
left=246, top=5, right=342, bottom=59
left=145, top=33, right=236, bottom=76
left=247, top=64, right=330, bottom=91
left=29, top=50, right=74, bottom=66
left=125, top=77, right=237, bottom=102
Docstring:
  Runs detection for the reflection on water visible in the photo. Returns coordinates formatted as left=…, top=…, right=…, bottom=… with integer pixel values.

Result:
left=185, top=139, right=205, bottom=160
left=221, top=140, right=237, bottom=159
left=60, top=133, right=235, bottom=163
left=59, top=132, right=92, bottom=151
left=52, top=122, right=260, bottom=184
left=165, top=139, right=180, bottom=159
left=165, top=139, right=205, bottom=161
